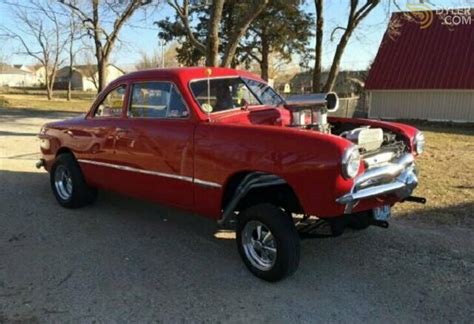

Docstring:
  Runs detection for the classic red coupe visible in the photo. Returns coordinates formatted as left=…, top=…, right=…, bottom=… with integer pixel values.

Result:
left=37, top=67, right=425, bottom=281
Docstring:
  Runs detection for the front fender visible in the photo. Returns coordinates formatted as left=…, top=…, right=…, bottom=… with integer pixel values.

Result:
left=193, top=123, right=354, bottom=218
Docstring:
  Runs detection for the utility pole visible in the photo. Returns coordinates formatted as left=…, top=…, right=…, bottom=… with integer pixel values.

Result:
left=159, top=39, right=165, bottom=68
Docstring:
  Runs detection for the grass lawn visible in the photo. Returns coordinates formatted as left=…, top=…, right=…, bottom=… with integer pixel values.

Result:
left=0, top=94, right=93, bottom=113
left=393, top=122, right=474, bottom=227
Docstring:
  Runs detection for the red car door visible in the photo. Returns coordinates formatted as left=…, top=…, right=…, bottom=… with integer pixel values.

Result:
left=77, top=83, right=130, bottom=191
left=113, top=81, right=195, bottom=208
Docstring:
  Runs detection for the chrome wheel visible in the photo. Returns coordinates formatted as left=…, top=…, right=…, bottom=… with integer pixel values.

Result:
left=241, top=220, right=277, bottom=271
left=54, top=165, right=73, bottom=201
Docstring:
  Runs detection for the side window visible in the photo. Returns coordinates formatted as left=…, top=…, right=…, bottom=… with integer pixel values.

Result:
left=94, top=85, right=127, bottom=118
left=129, top=82, right=189, bottom=118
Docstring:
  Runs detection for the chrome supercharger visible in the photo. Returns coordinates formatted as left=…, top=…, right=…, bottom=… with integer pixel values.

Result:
left=284, top=92, right=339, bottom=133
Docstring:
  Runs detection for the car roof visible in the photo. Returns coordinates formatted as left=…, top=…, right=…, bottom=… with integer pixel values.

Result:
left=115, top=67, right=264, bottom=84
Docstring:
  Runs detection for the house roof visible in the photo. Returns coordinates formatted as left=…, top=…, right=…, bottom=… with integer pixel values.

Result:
left=56, top=64, right=125, bottom=77
left=365, top=9, right=474, bottom=90
left=0, top=64, right=31, bottom=75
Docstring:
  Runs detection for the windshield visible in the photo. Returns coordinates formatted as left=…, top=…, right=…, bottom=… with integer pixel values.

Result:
left=190, top=77, right=283, bottom=114
left=243, top=78, right=285, bottom=107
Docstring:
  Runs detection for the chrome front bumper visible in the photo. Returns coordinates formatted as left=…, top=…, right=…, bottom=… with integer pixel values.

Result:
left=336, top=153, right=418, bottom=213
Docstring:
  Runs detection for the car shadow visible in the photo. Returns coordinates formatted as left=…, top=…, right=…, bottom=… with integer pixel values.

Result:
left=394, top=201, right=474, bottom=228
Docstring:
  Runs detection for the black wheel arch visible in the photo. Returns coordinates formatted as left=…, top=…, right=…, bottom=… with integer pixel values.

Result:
left=219, top=171, right=304, bottom=226
left=56, top=146, right=75, bottom=158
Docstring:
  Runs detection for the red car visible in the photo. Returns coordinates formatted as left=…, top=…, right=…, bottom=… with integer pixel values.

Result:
left=38, top=67, right=425, bottom=281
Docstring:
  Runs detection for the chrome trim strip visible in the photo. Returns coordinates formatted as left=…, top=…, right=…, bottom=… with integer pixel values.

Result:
left=78, top=159, right=193, bottom=182
left=77, top=159, right=221, bottom=188
left=194, top=178, right=222, bottom=188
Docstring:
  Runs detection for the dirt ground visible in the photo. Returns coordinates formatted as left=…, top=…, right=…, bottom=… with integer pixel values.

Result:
left=0, top=108, right=473, bottom=323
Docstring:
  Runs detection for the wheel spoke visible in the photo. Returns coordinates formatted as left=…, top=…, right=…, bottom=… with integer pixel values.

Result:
left=262, top=231, right=273, bottom=244
left=256, top=225, right=262, bottom=241
left=262, top=245, right=276, bottom=253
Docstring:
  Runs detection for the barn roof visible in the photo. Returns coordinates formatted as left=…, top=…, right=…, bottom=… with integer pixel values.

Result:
left=365, top=9, right=474, bottom=90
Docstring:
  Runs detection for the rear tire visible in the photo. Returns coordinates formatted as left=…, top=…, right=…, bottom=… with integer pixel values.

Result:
left=236, top=203, right=300, bottom=282
left=50, top=153, right=97, bottom=208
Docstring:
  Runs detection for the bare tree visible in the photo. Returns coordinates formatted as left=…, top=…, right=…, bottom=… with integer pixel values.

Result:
left=167, top=0, right=269, bottom=67
left=323, top=0, right=381, bottom=92
left=66, top=8, right=85, bottom=101
left=135, top=42, right=181, bottom=70
left=311, top=0, right=386, bottom=93
left=2, top=1, right=66, bottom=100
left=60, top=0, right=154, bottom=92
left=312, top=0, right=323, bottom=92
left=135, top=49, right=161, bottom=70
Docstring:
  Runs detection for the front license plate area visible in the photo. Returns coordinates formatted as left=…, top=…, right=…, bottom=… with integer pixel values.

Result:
left=373, top=205, right=391, bottom=221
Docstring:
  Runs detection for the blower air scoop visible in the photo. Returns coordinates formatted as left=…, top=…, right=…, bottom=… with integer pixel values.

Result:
left=284, top=92, right=339, bottom=133
left=285, top=92, right=339, bottom=112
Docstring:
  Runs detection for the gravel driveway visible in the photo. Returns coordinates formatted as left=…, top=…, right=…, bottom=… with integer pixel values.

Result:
left=1, top=108, right=473, bottom=323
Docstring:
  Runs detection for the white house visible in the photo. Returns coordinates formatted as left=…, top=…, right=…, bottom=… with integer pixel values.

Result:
left=0, top=64, right=36, bottom=87
left=13, top=64, right=48, bottom=86
left=55, top=64, right=125, bottom=91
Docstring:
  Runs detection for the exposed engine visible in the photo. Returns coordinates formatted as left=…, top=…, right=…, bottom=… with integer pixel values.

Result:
left=285, top=92, right=408, bottom=168
left=338, top=126, right=407, bottom=168
left=340, top=127, right=383, bottom=152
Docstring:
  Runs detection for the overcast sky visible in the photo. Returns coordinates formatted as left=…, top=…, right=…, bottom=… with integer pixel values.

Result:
left=0, top=0, right=472, bottom=72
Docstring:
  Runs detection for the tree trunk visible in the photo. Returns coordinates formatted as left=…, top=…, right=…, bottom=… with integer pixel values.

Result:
left=260, top=30, right=269, bottom=81
left=312, top=0, right=324, bottom=93
left=67, top=20, right=75, bottom=101
left=91, top=0, right=106, bottom=92
left=97, top=57, right=107, bottom=92
left=323, top=33, right=350, bottom=92
left=44, top=66, right=53, bottom=100
left=67, top=72, right=72, bottom=101
left=46, top=85, right=52, bottom=100
left=67, top=41, right=73, bottom=100
left=206, top=0, right=225, bottom=66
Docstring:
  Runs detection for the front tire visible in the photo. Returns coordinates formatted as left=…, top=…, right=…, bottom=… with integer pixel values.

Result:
left=236, top=204, right=300, bottom=282
left=50, top=153, right=97, bottom=208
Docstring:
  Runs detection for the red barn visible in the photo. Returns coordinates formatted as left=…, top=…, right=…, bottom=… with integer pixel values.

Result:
left=365, top=9, right=473, bottom=122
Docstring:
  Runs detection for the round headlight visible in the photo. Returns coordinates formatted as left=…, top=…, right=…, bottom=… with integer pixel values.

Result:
left=342, top=145, right=361, bottom=179
left=414, top=131, right=425, bottom=155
